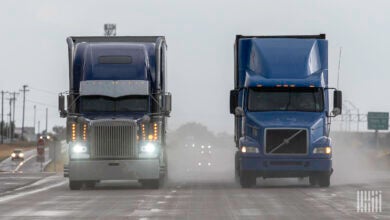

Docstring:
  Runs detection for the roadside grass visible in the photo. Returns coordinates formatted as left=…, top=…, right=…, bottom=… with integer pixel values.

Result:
left=0, top=142, right=36, bottom=162
left=44, top=149, right=68, bottom=173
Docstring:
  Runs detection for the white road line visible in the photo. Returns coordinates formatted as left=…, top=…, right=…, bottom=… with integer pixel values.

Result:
left=0, top=179, right=66, bottom=204
left=13, top=154, right=36, bottom=172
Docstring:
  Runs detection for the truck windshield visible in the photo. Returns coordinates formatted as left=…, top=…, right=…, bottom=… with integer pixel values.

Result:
left=80, top=95, right=149, bottom=113
left=247, top=87, right=324, bottom=112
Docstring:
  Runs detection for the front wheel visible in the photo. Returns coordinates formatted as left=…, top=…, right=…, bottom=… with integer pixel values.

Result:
left=318, top=174, right=330, bottom=187
left=240, top=171, right=256, bottom=188
left=309, top=176, right=317, bottom=186
left=69, top=180, right=82, bottom=190
left=140, top=179, right=160, bottom=189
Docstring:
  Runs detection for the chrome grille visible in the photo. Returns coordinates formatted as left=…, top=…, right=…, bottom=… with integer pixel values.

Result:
left=265, top=129, right=307, bottom=155
left=90, top=119, right=137, bottom=159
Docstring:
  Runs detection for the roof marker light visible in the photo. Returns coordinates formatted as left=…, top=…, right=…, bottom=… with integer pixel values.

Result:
left=276, top=85, right=282, bottom=87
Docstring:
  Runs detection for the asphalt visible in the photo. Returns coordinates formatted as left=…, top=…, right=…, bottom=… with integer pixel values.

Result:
left=0, top=145, right=387, bottom=219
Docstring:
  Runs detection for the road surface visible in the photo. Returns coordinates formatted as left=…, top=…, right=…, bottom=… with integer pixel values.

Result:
left=0, top=148, right=50, bottom=173
left=0, top=169, right=387, bottom=219
left=0, top=144, right=387, bottom=219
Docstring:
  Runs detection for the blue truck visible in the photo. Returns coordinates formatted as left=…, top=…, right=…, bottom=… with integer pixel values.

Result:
left=230, top=34, right=342, bottom=188
left=59, top=36, right=171, bottom=189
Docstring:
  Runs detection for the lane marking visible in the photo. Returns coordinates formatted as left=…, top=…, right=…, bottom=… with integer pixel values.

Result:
left=0, top=179, right=66, bottom=203
left=13, top=154, right=36, bottom=172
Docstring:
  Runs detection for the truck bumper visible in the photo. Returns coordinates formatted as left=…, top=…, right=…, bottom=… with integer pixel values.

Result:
left=240, top=157, right=332, bottom=178
left=69, top=159, right=160, bottom=181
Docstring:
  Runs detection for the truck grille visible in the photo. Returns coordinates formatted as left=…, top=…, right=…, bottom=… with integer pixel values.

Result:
left=90, top=119, right=137, bottom=159
left=265, top=129, right=307, bottom=154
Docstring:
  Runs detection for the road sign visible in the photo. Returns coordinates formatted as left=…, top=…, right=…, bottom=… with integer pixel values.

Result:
left=367, top=112, right=389, bottom=130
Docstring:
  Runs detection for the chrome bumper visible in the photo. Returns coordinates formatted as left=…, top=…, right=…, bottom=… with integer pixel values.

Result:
left=69, top=159, right=160, bottom=181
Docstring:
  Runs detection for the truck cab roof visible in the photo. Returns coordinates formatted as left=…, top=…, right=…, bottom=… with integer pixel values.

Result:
left=235, top=35, right=328, bottom=88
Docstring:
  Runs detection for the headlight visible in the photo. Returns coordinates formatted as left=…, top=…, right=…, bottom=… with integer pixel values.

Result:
left=140, top=143, right=156, bottom=153
left=313, top=146, right=332, bottom=154
left=11, top=153, right=16, bottom=157
left=72, top=144, right=88, bottom=154
left=241, top=146, right=259, bottom=153
left=19, top=153, right=24, bottom=157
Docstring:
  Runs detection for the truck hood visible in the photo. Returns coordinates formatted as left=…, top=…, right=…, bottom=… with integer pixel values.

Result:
left=246, top=111, right=324, bottom=130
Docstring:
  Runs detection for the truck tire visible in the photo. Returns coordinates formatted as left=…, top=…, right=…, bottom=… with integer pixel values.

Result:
left=85, top=181, right=96, bottom=189
left=318, top=174, right=330, bottom=187
left=140, top=179, right=159, bottom=189
left=240, top=171, right=256, bottom=188
left=234, top=151, right=240, bottom=181
left=309, top=175, right=317, bottom=186
left=69, top=181, right=82, bottom=190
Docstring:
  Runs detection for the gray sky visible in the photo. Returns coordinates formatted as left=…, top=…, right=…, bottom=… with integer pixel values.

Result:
left=0, top=0, right=389, bottom=134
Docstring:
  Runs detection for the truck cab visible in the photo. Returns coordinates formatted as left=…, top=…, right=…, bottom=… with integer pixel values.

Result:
left=59, top=36, right=171, bottom=189
left=230, top=34, right=342, bottom=188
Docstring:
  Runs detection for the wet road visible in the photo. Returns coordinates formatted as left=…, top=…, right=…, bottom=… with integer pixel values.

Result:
left=0, top=148, right=50, bottom=173
left=0, top=170, right=388, bottom=219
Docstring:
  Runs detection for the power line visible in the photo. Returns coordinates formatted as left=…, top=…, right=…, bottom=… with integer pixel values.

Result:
left=26, top=99, right=57, bottom=108
left=29, top=86, right=58, bottom=95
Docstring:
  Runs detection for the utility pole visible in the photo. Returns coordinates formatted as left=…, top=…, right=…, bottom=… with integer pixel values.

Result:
left=38, top=121, right=40, bottom=135
left=33, top=105, right=36, bottom=134
left=1, top=91, right=3, bottom=144
left=11, top=92, right=18, bottom=142
left=20, top=85, right=29, bottom=140
left=7, top=96, right=11, bottom=141
left=45, top=108, right=48, bottom=133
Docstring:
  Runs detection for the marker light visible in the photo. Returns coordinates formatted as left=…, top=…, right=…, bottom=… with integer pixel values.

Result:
left=71, top=123, right=76, bottom=141
left=83, top=124, right=87, bottom=141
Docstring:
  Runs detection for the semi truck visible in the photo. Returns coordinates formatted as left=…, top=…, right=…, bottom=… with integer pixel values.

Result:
left=230, top=34, right=342, bottom=188
left=59, top=36, right=171, bottom=190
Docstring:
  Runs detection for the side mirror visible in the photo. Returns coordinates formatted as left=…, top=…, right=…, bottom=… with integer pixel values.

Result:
left=142, top=115, right=151, bottom=123
left=58, top=95, right=67, bottom=118
left=163, top=93, right=172, bottom=116
left=332, top=90, right=342, bottom=116
left=230, top=89, right=239, bottom=114
left=235, top=107, right=244, bottom=117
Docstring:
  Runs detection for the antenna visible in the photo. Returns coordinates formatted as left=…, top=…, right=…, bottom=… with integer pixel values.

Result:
left=337, top=47, right=342, bottom=89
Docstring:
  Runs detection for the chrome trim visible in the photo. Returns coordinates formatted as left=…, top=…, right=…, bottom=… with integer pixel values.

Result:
left=90, top=119, right=138, bottom=159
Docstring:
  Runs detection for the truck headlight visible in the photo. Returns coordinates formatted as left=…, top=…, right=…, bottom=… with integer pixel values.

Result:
left=140, top=142, right=157, bottom=153
left=139, top=142, right=159, bottom=158
left=313, top=146, right=331, bottom=154
left=72, top=144, right=88, bottom=154
left=241, top=146, right=259, bottom=153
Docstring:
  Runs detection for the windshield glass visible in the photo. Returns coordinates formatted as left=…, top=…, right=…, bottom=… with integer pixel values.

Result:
left=80, top=95, right=149, bottom=113
left=248, top=87, right=324, bottom=112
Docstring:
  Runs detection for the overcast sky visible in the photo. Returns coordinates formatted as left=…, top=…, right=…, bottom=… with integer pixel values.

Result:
left=0, top=0, right=388, bottom=134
